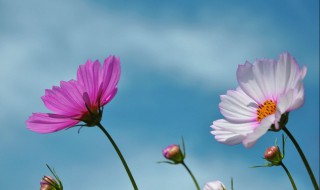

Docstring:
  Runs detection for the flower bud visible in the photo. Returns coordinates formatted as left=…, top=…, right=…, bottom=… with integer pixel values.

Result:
left=40, top=176, right=58, bottom=190
left=162, top=144, right=184, bottom=163
left=264, top=146, right=282, bottom=165
left=203, top=180, right=227, bottom=190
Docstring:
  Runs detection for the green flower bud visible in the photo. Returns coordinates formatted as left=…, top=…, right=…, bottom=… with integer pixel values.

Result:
left=162, top=144, right=184, bottom=164
left=264, top=146, right=283, bottom=165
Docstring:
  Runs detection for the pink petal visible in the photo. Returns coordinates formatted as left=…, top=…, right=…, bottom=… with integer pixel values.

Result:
left=59, top=80, right=87, bottom=111
left=99, top=56, right=121, bottom=106
left=75, top=56, right=120, bottom=108
left=42, top=80, right=85, bottom=116
left=76, top=60, right=102, bottom=106
left=102, top=88, right=118, bottom=105
left=26, top=113, right=80, bottom=133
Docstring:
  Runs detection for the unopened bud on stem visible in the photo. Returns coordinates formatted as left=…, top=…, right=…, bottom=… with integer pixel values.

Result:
left=264, top=146, right=282, bottom=165
left=162, top=144, right=184, bottom=164
left=40, top=176, right=58, bottom=190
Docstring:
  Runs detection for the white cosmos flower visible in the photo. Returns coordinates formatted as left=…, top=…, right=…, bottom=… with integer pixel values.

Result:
left=211, top=52, right=307, bottom=148
left=203, top=180, right=227, bottom=190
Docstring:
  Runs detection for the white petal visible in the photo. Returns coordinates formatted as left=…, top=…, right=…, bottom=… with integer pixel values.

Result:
left=237, top=61, right=264, bottom=103
left=211, top=119, right=258, bottom=145
left=211, top=129, right=245, bottom=145
left=219, top=87, right=257, bottom=122
left=237, top=59, right=278, bottom=104
left=237, top=53, right=306, bottom=106
left=203, top=181, right=226, bottom=190
left=300, top=65, right=307, bottom=79
left=252, top=58, right=278, bottom=99
left=242, top=114, right=275, bottom=148
left=288, top=88, right=305, bottom=111
left=275, top=52, right=306, bottom=96
left=277, top=88, right=304, bottom=114
left=213, top=119, right=257, bottom=134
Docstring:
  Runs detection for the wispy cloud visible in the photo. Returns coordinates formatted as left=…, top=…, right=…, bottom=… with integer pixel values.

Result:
left=0, top=0, right=291, bottom=98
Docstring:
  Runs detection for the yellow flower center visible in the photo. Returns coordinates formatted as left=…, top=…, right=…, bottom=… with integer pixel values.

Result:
left=257, top=100, right=277, bottom=122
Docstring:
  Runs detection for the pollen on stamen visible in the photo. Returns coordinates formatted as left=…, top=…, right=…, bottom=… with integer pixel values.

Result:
left=256, top=100, right=277, bottom=122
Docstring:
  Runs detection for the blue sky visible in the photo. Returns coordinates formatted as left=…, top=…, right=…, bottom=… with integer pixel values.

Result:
left=0, top=0, right=319, bottom=189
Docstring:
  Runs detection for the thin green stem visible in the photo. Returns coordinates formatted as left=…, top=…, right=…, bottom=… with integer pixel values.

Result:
left=231, top=177, right=234, bottom=190
left=97, top=123, right=138, bottom=190
left=181, top=162, right=200, bottom=190
left=280, top=162, right=297, bottom=190
left=283, top=127, right=319, bottom=189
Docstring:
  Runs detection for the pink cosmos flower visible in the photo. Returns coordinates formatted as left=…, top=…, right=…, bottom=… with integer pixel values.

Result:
left=211, top=52, right=307, bottom=148
left=26, top=56, right=120, bottom=133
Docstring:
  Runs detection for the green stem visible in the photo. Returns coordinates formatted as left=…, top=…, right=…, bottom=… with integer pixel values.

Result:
left=231, top=177, right=234, bottom=190
left=97, top=123, right=138, bottom=190
left=282, top=127, right=319, bottom=189
left=181, top=162, right=200, bottom=190
left=280, top=162, right=297, bottom=190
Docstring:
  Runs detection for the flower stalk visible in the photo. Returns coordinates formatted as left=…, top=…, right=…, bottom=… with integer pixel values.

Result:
left=282, top=127, right=319, bottom=189
left=97, top=123, right=138, bottom=190
left=181, top=161, right=200, bottom=190
left=160, top=138, right=200, bottom=190
left=231, top=177, right=234, bottom=190
left=280, top=162, right=297, bottom=190
left=252, top=135, right=298, bottom=190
